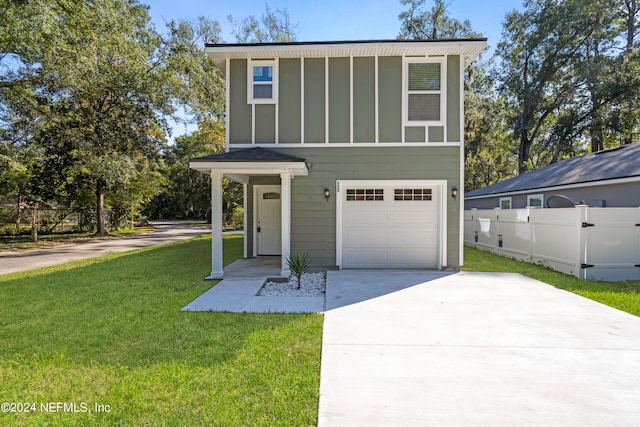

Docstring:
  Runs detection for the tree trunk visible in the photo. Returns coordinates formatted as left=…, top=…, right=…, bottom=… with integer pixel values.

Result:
left=96, top=182, right=107, bottom=235
left=30, top=207, right=38, bottom=243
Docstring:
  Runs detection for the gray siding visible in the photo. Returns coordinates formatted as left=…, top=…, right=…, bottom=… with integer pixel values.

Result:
left=229, top=59, right=251, bottom=144
left=329, top=58, right=350, bottom=143
left=279, top=58, right=301, bottom=143
left=273, top=146, right=462, bottom=267
left=446, top=55, right=461, bottom=142
left=465, top=181, right=640, bottom=210
left=304, top=58, right=325, bottom=143
left=255, top=105, right=275, bottom=143
left=429, top=126, right=445, bottom=143
left=378, top=56, right=402, bottom=143
left=353, top=57, right=375, bottom=142
left=405, top=126, right=425, bottom=143
left=227, top=55, right=463, bottom=145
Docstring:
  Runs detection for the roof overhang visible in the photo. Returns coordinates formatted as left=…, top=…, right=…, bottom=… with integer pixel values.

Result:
left=189, top=148, right=308, bottom=184
left=205, top=39, right=488, bottom=73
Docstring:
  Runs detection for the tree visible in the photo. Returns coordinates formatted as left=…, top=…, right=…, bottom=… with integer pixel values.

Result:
left=398, top=0, right=480, bottom=39
left=0, top=1, right=225, bottom=235
left=228, top=5, right=298, bottom=43
left=495, top=0, right=640, bottom=175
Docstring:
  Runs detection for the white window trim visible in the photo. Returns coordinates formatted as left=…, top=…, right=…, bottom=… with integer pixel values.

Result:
left=499, top=197, right=512, bottom=209
left=247, top=59, right=278, bottom=104
left=403, top=57, right=446, bottom=127
left=527, top=194, right=544, bottom=208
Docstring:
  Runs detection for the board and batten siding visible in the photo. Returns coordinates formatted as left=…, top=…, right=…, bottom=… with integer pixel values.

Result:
left=227, top=55, right=462, bottom=146
left=241, top=146, right=462, bottom=267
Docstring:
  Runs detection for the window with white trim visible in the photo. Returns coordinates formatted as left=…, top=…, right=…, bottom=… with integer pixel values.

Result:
left=405, top=59, right=445, bottom=125
left=527, top=194, right=544, bottom=208
left=499, top=197, right=512, bottom=209
left=248, top=60, right=277, bottom=104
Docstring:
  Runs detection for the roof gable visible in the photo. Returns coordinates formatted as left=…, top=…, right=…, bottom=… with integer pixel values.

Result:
left=466, top=143, right=640, bottom=198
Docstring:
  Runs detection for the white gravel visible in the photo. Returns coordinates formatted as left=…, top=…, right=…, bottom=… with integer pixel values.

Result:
left=257, top=272, right=326, bottom=297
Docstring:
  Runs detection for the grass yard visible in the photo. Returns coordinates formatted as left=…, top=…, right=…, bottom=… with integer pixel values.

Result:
left=0, top=235, right=323, bottom=426
left=463, top=245, right=640, bottom=317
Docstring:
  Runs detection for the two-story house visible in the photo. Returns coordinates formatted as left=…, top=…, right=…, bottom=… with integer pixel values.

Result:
left=190, top=39, right=487, bottom=278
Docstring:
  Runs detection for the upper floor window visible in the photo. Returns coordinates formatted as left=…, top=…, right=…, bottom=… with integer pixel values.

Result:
left=248, top=60, right=277, bottom=104
left=405, top=59, right=445, bottom=125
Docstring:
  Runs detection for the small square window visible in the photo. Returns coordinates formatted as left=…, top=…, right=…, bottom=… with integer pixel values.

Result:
left=527, top=194, right=543, bottom=208
left=248, top=61, right=277, bottom=104
left=499, top=197, right=512, bottom=209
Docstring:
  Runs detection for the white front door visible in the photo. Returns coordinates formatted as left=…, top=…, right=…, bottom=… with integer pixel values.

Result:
left=256, top=186, right=282, bottom=255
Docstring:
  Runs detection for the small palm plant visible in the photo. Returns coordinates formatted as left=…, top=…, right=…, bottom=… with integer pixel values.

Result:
left=286, top=252, right=312, bottom=290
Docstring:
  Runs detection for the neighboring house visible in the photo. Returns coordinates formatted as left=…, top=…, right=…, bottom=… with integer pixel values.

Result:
left=465, top=143, right=640, bottom=210
left=190, top=39, right=487, bottom=278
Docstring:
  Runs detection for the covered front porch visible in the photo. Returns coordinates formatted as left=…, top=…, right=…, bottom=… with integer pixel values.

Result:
left=189, top=147, right=308, bottom=279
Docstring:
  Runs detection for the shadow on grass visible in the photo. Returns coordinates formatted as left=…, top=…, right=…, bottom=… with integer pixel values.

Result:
left=0, top=235, right=318, bottom=368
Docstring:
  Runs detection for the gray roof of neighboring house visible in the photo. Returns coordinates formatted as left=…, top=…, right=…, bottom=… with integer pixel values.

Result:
left=465, top=143, right=640, bottom=199
left=190, top=147, right=305, bottom=163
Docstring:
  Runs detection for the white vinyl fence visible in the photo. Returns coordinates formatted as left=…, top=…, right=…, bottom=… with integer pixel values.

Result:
left=464, top=206, right=640, bottom=281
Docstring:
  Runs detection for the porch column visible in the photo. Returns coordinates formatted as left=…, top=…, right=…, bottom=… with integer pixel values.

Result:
left=280, top=172, right=292, bottom=277
left=206, top=170, right=224, bottom=280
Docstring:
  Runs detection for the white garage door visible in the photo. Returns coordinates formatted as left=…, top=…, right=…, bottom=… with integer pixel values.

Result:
left=340, top=183, right=441, bottom=268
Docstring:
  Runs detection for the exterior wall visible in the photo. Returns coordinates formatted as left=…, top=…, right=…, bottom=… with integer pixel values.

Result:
left=279, top=58, right=301, bottom=143
left=227, top=55, right=462, bottom=145
left=242, top=146, right=462, bottom=267
left=229, top=59, right=251, bottom=143
left=465, top=181, right=640, bottom=210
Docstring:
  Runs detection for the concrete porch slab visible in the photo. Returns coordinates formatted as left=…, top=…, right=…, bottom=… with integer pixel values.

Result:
left=182, top=258, right=325, bottom=313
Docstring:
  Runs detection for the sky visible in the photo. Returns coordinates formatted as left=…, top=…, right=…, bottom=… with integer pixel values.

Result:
left=144, top=0, right=523, bottom=137
left=146, top=0, right=522, bottom=49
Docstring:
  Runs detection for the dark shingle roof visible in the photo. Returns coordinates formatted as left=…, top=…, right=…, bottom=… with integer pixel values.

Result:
left=204, top=38, right=488, bottom=48
left=190, top=147, right=305, bottom=163
left=465, top=143, right=640, bottom=198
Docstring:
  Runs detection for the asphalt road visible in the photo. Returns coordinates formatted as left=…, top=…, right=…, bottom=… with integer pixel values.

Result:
left=0, top=221, right=210, bottom=275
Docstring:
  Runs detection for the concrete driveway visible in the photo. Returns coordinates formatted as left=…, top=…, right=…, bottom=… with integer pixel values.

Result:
left=0, top=221, right=209, bottom=275
left=319, top=270, right=640, bottom=426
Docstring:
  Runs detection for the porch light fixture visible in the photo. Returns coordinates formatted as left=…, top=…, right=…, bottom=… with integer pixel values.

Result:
left=451, top=187, right=458, bottom=200
left=324, top=188, right=331, bottom=201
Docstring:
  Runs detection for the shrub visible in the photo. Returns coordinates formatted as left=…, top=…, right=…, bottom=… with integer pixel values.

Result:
left=286, top=252, right=312, bottom=290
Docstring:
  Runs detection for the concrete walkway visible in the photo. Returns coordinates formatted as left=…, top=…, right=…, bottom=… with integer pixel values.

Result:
left=0, top=221, right=209, bottom=275
left=319, top=270, right=640, bottom=427
left=181, top=257, right=325, bottom=313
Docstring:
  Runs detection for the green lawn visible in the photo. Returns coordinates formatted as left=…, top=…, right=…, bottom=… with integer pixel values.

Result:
left=0, top=235, right=323, bottom=426
left=463, top=245, right=640, bottom=317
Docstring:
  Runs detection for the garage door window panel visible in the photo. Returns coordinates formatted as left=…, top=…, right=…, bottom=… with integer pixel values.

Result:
left=394, top=188, right=432, bottom=201
left=346, top=188, right=384, bottom=201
